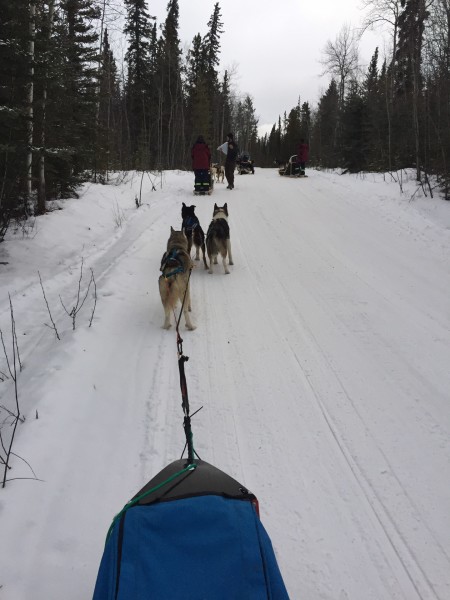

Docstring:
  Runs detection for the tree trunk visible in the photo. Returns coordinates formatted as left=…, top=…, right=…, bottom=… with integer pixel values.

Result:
left=26, top=0, right=36, bottom=213
left=37, top=0, right=56, bottom=215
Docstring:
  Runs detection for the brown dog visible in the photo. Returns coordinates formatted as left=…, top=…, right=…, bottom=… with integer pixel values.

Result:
left=159, top=227, right=195, bottom=330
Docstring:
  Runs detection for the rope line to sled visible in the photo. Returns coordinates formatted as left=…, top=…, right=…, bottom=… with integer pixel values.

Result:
left=105, top=463, right=197, bottom=543
left=173, top=266, right=199, bottom=465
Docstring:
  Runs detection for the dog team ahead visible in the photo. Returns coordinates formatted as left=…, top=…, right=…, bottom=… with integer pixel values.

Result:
left=192, top=133, right=239, bottom=194
left=158, top=202, right=233, bottom=330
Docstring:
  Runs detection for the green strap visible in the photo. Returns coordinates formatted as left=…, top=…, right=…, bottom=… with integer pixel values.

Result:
left=105, top=463, right=197, bottom=543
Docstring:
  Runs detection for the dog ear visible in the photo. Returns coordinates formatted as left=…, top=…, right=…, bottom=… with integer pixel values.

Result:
left=182, top=202, right=186, bottom=207
left=171, top=226, right=175, bottom=232
left=223, top=203, right=228, bottom=213
left=214, top=203, right=218, bottom=209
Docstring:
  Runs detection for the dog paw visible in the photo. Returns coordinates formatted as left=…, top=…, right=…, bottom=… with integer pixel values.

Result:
left=186, top=324, right=196, bottom=331
left=162, top=323, right=172, bottom=329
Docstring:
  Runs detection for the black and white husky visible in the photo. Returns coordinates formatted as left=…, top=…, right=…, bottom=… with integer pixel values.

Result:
left=206, top=203, right=233, bottom=275
left=181, top=203, right=208, bottom=270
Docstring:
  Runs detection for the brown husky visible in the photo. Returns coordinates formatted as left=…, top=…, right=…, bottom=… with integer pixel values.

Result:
left=158, top=227, right=195, bottom=330
left=206, top=203, right=233, bottom=274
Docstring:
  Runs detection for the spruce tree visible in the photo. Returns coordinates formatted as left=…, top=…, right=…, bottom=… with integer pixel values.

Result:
left=42, top=0, right=100, bottom=195
left=157, top=0, right=183, bottom=167
left=97, top=28, right=121, bottom=175
left=123, top=0, right=155, bottom=167
left=395, top=0, right=429, bottom=178
left=203, top=3, right=224, bottom=143
left=341, top=80, right=366, bottom=172
left=311, top=79, right=340, bottom=168
left=0, top=0, right=32, bottom=222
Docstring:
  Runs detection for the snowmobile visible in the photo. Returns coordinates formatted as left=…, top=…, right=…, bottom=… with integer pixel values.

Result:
left=92, top=287, right=289, bottom=599
left=237, top=154, right=255, bottom=175
left=194, top=168, right=214, bottom=195
left=278, top=155, right=305, bottom=177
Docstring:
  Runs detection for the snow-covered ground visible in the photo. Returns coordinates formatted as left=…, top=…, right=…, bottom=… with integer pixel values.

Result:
left=0, top=168, right=449, bottom=600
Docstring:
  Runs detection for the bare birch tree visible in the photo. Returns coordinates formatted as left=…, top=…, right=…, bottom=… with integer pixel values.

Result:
left=320, top=23, right=360, bottom=107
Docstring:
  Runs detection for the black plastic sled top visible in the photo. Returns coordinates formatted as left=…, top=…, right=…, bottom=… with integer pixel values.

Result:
left=132, top=459, right=257, bottom=506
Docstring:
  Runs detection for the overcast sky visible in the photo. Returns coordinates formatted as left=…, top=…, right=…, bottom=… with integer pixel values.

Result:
left=142, top=1, right=386, bottom=136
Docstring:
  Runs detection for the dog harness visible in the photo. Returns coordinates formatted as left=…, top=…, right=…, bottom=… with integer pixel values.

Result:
left=160, top=248, right=186, bottom=279
left=182, top=216, right=198, bottom=234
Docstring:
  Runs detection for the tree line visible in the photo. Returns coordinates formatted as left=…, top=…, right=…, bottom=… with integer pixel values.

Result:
left=1, top=0, right=448, bottom=239
left=254, top=0, right=449, bottom=200
left=0, top=0, right=258, bottom=235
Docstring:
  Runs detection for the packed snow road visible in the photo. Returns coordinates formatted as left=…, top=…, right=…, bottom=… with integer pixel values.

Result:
left=0, top=168, right=449, bottom=599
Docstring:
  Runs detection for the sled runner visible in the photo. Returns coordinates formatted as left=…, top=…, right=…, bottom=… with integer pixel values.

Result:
left=92, top=280, right=289, bottom=600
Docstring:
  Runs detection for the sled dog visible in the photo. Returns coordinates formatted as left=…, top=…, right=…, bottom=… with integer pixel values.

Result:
left=206, top=203, right=233, bottom=274
left=159, top=227, right=195, bottom=330
left=181, top=203, right=208, bottom=270
left=212, top=163, right=225, bottom=183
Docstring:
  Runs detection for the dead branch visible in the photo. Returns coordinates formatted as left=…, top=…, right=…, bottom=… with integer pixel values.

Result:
left=60, top=259, right=97, bottom=330
left=0, top=330, right=13, bottom=380
left=38, top=270, right=60, bottom=340
left=1, top=297, right=23, bottom=488
left=89, top=269, right=97, bottom=327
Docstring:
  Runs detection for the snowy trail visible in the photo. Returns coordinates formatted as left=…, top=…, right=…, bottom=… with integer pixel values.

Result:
left=0, top=169, right=449, bottom=599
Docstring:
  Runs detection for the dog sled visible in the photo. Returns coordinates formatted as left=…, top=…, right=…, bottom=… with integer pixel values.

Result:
left=92, top=306, right=289, bottom=599
left=237, top=153, right=255, bottom=174
left=193, top=168, right=214, bottom=195
left=93, top=457, right=289, bottom=599
left=278, top=155, right=307, bottom=177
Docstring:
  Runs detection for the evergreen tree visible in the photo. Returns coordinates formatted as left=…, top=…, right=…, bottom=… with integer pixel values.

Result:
left=186, top=33, right=210, bottom=144
left=284, top=106, right=301, bottom=157
left=203, top=3, right=223, bottom=86
left=300, top=102, right=312, bottom=142
left=341, top=80, right=366, bottom=172
left=47, top=0, right=100, bottom=192
left=395, top=0, right=429, bottom=178
left=97, top=28, right=121, bottom=175
left=240, top=95, right=259, bottom=155
left=362, top=47, right=384, bottom=169
left=219, top=70, right=232, bottom=146
left=157, top=0, right=183, bottom=167
left=203, top=3, right=223, bottom=144
left=123, top=0, right=155, bottom=167
left=311, top=79, right=340, bottom=167
left=0, top=0, right=30, bottom=224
